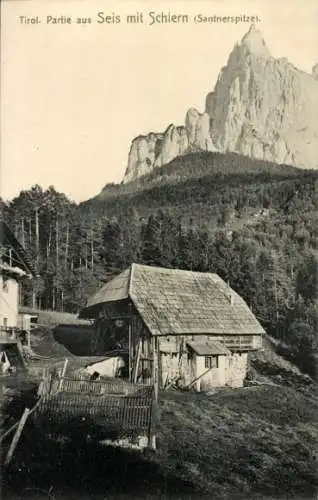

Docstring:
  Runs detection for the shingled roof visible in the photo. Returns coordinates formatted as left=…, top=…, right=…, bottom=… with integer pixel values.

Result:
left=0, top=221, right=36, bottom=277
left=80, top=264, right=265, bottom=336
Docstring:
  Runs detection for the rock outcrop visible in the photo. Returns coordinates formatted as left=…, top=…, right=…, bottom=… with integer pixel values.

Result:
left=124, top=132, right=163, bottom=182
left=123, top=111, right=216, bottom=183
left=122, top=24, right=318, bottom=183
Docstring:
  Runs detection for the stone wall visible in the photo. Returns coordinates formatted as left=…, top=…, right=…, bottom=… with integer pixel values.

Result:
left=226, top=352, right=248, bottom=388
left=184, top=352, right=248, bottom=391
left=157, top=334, right=250, bottom=391
left=159, top=351, right=194, bottom=388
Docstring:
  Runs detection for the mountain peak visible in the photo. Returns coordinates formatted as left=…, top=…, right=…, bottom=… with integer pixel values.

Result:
left=240, top=24, right=271, bottom=57
left=122, top=26, right=318, bottom=183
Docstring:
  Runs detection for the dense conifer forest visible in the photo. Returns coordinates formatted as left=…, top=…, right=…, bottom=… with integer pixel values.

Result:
left=2, top=152, right=317, bottom=377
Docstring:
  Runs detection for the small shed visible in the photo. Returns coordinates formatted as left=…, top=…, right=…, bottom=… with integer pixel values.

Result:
left=187, top=341, right=233, bottom=391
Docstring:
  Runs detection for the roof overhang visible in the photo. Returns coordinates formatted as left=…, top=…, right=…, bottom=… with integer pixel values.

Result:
left=79, top=297, right=130, bottom=319
left=187, top=340, right=231, bottom=356
left=0, top=262, right=33, bottom=279
left=79, top=267, right=131, bottom=318
left=0, top=221, right=36, bottom=277
left=79, top=264, right=266, bottom=337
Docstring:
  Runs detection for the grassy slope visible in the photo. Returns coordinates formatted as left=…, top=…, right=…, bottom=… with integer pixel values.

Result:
left=18, top=308, right=97, bottom=378
left=3, top=382, right=317, bottom=499
left=3, top=310, right=317, bottom=498
left=153, top=338, right=318, bottom=498
left=155, top=384, right=318, bottom=499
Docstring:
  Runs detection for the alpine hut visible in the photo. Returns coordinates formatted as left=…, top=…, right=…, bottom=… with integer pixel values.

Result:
left=79, top=264, right=264, bottom=392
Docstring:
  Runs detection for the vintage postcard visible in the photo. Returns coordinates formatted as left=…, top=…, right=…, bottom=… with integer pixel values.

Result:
left=1, top=0, right=317, bottom=499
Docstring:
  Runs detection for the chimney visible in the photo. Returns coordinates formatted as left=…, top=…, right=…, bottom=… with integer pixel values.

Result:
left=227, top=281, right=234, bottom=306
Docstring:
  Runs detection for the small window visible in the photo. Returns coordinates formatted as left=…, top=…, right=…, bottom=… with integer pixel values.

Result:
left=2, top=278, right=9, bottom=292
left=205, top=356, right=218, bottom=369
left=3, top=318, right=8, bottom=328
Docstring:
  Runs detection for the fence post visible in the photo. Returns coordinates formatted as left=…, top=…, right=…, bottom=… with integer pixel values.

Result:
left=5, top=408, right=30, bottom=465
left=58, top=358, right=69, bottom=392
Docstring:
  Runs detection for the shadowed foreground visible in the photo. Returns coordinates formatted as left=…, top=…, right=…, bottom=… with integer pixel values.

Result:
left=2, top=436, right=200, bottom=500
left=1, top=364, right=318, bottom=499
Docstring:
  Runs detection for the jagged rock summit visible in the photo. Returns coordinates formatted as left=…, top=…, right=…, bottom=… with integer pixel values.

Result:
left=123, top=25, right=318, bottom=183
left=240, top=22, right=271, bottom=57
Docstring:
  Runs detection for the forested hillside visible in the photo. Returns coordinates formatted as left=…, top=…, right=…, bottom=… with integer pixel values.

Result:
left=2, top=152, right=317, bottom=378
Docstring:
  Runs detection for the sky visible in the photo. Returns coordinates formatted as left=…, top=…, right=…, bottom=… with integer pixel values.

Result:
left=1, top=0, right=317, bottom=203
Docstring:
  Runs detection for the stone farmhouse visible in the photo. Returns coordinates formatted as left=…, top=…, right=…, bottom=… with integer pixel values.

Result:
left=80, top=264, right=264, bottom=392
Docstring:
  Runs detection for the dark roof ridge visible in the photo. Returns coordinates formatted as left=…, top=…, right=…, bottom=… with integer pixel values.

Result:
left=131, top=263, right=221, bottom=279
left=0, top=221, right=36, bottom=277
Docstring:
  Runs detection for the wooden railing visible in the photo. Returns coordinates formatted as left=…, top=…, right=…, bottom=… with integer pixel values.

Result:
left=221, top=335, right=262, bottom=351
left=50, top=377, right=134, bottom=396
left=0, top=328, right=18, bottom=341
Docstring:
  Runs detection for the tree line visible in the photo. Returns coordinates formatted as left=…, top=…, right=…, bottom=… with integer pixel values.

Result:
left=1, top=159, right=317, bottom=379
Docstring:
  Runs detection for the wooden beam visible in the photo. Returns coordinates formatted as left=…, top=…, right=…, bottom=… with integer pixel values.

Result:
left=16, top=341, right=27, bottom=371
left=152, top=337, right=159, bottom=403
left=128, top=305, right=132, bottom=382
left=99, top=313, right=133, bottom=321
left=132, top=339, right=142, bottom=383
left=186, top=367, right=213, bottom=390
left=5, top=408, right=30, bottom=465
left=164, top=375, right=180, bottom=391
left=58, top=358, right=68, bottom=392
left=148, top=368, right=157, bottom=451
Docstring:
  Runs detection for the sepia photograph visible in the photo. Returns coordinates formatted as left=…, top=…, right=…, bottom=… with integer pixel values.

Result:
left=1, top=0, right=317, bottom=498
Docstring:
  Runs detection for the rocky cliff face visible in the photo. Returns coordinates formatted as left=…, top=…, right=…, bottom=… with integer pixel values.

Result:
left=123, top=25, right=318, bottom=183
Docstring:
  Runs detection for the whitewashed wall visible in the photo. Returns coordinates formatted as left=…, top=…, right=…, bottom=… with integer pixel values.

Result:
left=85, top=356, right=126, bottom=377
left=0, top=275, right=19, bottom=328
left=226, top=352, right=248, bottom=387
left=158, top=338, right=250, bottom=391
left=195, top=352, right=248, bottom=390
left=196, top=355, right=228, bottom=391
